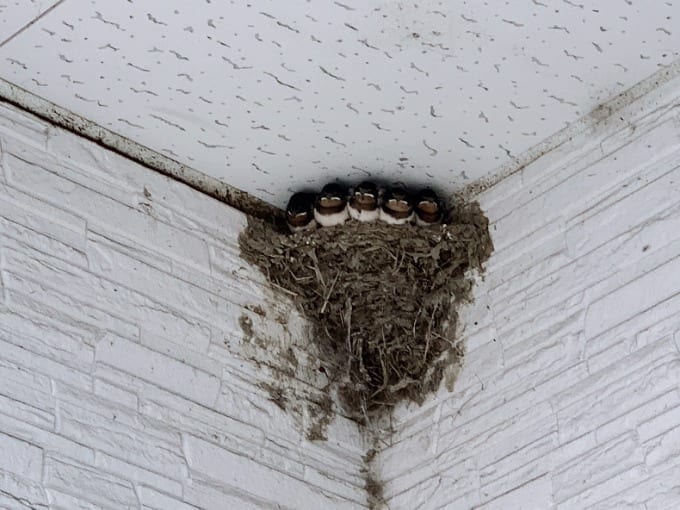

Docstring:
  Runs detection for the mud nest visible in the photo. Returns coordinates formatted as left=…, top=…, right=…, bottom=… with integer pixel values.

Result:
left=239, top=200, right=493, bottom=421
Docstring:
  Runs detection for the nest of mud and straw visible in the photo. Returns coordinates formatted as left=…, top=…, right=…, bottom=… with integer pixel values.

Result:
left=239, top=200, right=493, bottom=422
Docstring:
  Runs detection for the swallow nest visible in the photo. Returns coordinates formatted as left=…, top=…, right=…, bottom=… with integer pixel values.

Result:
left=239, top=200, right=493, bottom=422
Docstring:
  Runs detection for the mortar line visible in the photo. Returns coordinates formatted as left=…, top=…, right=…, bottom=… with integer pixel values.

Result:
left=0, top=77, right=278, bottom=221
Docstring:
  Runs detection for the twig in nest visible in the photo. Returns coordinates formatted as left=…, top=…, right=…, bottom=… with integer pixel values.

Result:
left=358, top=330, right=365, bottom=379
left=412, top=307, right=423, bottom=343
left=320, top=271, right=340, bottom=314
left=423, top=303, right=439, bottom=363
left=269, top=281, right=299, bottom=297
left=344, top=297, right=353, bottom=377
left=392, top=249, right=406, bottom=274
left=432, top=331, right=461, bottom=349
left=238, top=205, right=494, bottom=420
left=286, top=267, right=314, bottom=283
left=307, top=250, right=325, bottom=287
left=371, top=328, right=390, bottom=398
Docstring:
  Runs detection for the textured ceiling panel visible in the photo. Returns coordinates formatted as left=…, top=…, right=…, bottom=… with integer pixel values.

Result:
left=1, top=0, right=678, bottom=207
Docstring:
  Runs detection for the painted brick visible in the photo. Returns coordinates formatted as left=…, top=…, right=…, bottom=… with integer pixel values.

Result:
left=95, top=334, right=220, bottom=407
left=3, top=66, right=680, bottom=510
left=557, top=357, right=680, bottom=443
left=139, top=328, right=217, bottom=374
left=478, top=426, right=557, bottom=485
left=485, top=224, right=567, bottom=287
left=0, top=304, right=96, bottom=371
left=44, top=456, right=138, bottom=509
left=584, top=234, right=680, bottom=314
left=303, top=466, right=367, bottom=505
left=556, top=464, right=650, bottom=510
left=86, top=233, right=239, bottom=333
left=0, top=392, right=53, bottom=431
left=596, top=389, right=680, bottom=444
left=0, top=103, right=49, bottom=145
left=93, top=379, right=139, bottom=410
left=478, top=474, right=553, bottom=510
left=0, top=355, right=53, bottom=401
left=389, top=474, right=480, bottom=510
left=383, top=74, right=680, bottom=510
left=0, top=173, right=90, bottom=244
left=492, top=116, right=680, bottom=251
left=13, top=133, right=140, bottom=209
left=53, top=381, right=178, bottom=446
left=0, top=470, right=48, bottom=510
left=46, top=488, right=119, bottom=510
left=138, top=485, right=199, bottom=510
left=6, top=269, right=140, bottom=341
left=0, top=335, right=93, bottom=391
left=0, top=205, right=86, bottom=265
left=642, top=424, right=680, bottom=469
left=553, top=432, right=645, bottom=503
left=586, top=254, right=680, bottom=338
left=5, top=152, right=210, bottom=269
left=551, top=337, right=677, bottom=414
left=183, top=435, right=358, bottom=509
left=183, top=479, right=270, bottom=510
left=565, top=161, right=680, bottom=257
left=57, top=400, right=186, bottom=479
left=0, top=412, right=95, bottom=466
left=5, top=242, right=211, bottom=345
left=0, top=432, right=43, bottom=481
left=136, top=387, right=267, bottom=451
left=584, top=294, right=680, bottom=373
left=584, top=462, right=680, bottom=510
left=95, top=451, right=183, bottom=498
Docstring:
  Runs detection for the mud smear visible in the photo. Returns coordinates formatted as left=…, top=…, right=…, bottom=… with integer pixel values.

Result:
left=362, top=447, right=385, bottom=510
left=239, top=200, right=493, bottom=426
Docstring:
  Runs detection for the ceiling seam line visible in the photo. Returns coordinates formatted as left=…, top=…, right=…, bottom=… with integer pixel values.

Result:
left=0, top=77, right=280, bottom=220
left=0, top=0, right=69, bottom=48
left=462, top=58, right=680, bottom=198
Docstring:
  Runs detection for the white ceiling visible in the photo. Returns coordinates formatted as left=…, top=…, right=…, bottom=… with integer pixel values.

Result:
left=1, top=0, right=679, bottom=208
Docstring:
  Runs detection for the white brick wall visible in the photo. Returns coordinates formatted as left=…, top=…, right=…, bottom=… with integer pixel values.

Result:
left=379, top=77, right=680, bottom=508
left=3, top=70, right=680, bottom=509
left=0, top=102, right=366, bottom=509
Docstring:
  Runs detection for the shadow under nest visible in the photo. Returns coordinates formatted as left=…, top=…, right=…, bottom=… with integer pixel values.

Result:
left=239, top=200, right=493, bottom=423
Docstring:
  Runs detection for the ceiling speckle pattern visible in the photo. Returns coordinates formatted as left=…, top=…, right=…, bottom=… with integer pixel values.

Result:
left=1, top=0, right=679, bottom=207
left=0, top=1, right=62, bottom=45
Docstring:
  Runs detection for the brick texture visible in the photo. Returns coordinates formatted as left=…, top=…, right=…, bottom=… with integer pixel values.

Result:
left=2, top=71, right=680, bottom=509
left=379, top=76, right=680, bottom=509
left=0, top=102, right=366, bottom=509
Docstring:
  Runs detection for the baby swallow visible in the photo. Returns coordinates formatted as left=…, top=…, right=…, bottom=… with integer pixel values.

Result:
left=286, top=192, right=317, bottom=233
left=379, top=185, right=414, bottom=225
left=314, top=183, right=349, bottom=227
left=414, top=187, right=443, bottom=226
left=348, top=181, right=380, bottom=222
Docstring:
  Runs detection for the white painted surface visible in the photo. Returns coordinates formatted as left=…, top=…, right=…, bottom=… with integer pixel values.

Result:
left=0, top=102, right=366, bottom=509
left=0, top=0, right=62, bottom=45
left=1, top=1, right=679, bottom=207
left=379, top=65, right=680, bottom=509
left=2, top=39, right=680, bottom=509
